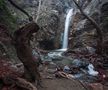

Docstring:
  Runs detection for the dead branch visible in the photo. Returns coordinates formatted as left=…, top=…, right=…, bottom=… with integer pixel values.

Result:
left=7, top=0, right=33, bottom=21
left=3, top=76, right=37, bottom=90
left=15, top=77, right=37, bottom=90
left=73, top=0, right=103, bottom=54
left=55, top=71, right=88, bottom=90
left=35, top=0, right=42, bottom=22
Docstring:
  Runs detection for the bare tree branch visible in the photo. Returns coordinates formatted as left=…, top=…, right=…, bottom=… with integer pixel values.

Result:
left=7, top=0, right=33, bottom=21
left=35, top=0, right=42, bottom=22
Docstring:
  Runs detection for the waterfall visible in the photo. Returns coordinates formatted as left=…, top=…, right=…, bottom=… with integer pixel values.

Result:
left=48, top=8, right=74, bottom=59
left=62, top=8, right=74, bottom=49
left=48, top=8, right=75, bottom=59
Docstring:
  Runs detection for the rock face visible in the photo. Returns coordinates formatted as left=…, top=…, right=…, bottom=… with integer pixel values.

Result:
left=8, top=0, right=75, bottom=50
left=69, top=0, right=108, bottom=55
left=2, top=0, right=108, bottom=53
left=36, top=0, right=74, bottom=49
left=101, top=2, right=108, bottom=54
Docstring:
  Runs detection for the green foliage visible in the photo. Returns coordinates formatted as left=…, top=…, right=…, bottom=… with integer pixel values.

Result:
left=0, top=0, right=5, bottom=9
left=105, top=17, right=108, bottom=21
left=0, top=0, right=17, bottom=33
left=103, top=17, right=108, bottom=26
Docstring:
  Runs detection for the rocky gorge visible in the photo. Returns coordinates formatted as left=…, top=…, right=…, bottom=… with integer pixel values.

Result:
left=0, top=0, right=108, bottom=90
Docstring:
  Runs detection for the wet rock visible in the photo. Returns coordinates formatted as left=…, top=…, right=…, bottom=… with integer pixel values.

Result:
left=86, top=46, right=96, bottom=54
left=72, top=59, right=88, bottom=68
left=63, top=65, right=70, bottom=73
left=76, top=19, right=87, bottom=31
left=87, top=63, right=99, bottom=76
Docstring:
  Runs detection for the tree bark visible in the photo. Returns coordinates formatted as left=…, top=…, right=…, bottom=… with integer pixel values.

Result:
left=14, top=22, right=41, bottom=84
left=73, top=0, right=103, bottom=54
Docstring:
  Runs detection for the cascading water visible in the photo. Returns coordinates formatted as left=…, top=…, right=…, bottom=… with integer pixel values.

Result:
left=62, top=8, right=74, bottom=49
left=48, top=8, right=75, bottom=59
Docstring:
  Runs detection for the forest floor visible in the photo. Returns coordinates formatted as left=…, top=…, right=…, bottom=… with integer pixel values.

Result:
left=0, top=52, right=108, bottom=90
left=39, top=78, right=86, bottom=90
left=37, top=52, right=108, bottom=90
left=39, top=79, right=108, bottom=90
left=37, top=62, right=108, bottom=90
left=38, top=68, right=87, bottom=90
left=38, top=63, right=84, bottom=90
left=38, top=69, right=108, bottom=90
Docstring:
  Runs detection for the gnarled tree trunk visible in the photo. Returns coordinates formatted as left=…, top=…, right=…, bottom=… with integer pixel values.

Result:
left=14, top=22, right=41, bottom=84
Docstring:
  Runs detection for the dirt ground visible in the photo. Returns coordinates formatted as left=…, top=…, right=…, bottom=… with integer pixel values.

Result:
left=38, top=78, right=86, bottom=90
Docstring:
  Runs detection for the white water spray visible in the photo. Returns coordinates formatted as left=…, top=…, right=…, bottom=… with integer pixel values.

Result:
left=62, top=8, right=74, bottom=49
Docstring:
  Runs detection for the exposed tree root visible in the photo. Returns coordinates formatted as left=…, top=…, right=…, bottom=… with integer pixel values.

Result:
left=3, top=76, right=37, bottom=90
